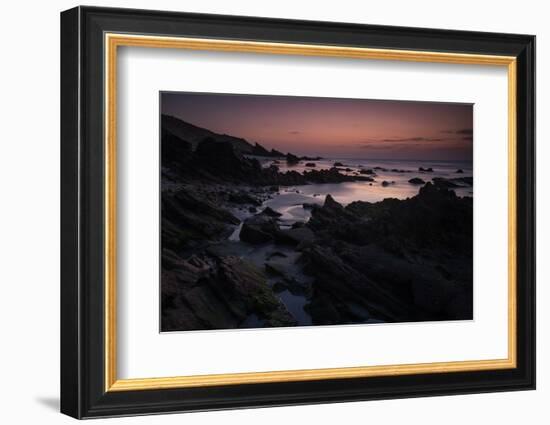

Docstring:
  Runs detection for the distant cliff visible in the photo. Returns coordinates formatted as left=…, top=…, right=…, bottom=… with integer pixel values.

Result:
left=162, top=114, right=283, bottom=157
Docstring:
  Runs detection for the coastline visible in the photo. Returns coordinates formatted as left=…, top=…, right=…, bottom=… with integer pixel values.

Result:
left=160, top=122, right=474, bottom=332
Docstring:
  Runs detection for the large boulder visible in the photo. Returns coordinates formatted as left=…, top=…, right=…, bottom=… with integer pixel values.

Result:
left=239, top=214, right=281, bottom=244
left=277, top=227, right=316, bottom=246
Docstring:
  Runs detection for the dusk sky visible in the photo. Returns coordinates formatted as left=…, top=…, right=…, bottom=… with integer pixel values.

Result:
left=161, top=92, right=473, bottom=160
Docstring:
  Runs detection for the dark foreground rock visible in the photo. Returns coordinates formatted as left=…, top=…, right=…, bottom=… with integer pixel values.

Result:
left=162, top=188, right=240, bottom=253
left=240, top=214, right=281, bottom=244
left=302, top=183, right=473, bottom=324
left=162, top=254, right=296, bottom=331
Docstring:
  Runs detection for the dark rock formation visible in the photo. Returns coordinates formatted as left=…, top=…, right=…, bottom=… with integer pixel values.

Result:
left=303, top=168, right=374, bottom=184
left=300, top=185, right=473, bottom=324
left=162, top=254, right=296, bottom=331
left=359, top=168, right=375, bottom=175
left=261, top=206, right=283, bottom=217
left=239, top=214, right=281, bottom=244
left=228, top=191, right=261, bottom=205
left=305, top=162, right=316, bottom=167
left=286, top=153, right=300, bottom=165
left=408, top=177, right=425, bottom=185
left=271, top=149, right=285, bottom=157
left=162, top=188, right=239, bottom=252
left=278, top=227, right=316, bottom=247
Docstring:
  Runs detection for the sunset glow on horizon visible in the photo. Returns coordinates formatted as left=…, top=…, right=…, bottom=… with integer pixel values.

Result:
left=161, top=92, right=473, bottom=160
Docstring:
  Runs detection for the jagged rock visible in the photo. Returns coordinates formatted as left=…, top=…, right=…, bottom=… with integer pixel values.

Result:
left=456, top=169, right=464, bottom=173
left=302, top=203, right=318, bottom=210
left=333, top=162, right=344, bottom=167
left=228, top=191, right=261, bottom=205
left=305, top=162, right=316, bottom=167
left=299, top=183, right=473, bottom=324
left=286, top=153, right=300, bottom=165
left=239, top=214, right=280, bottom=244
left=271, top=149, right=285, bottom=157
left=419, top=167, right=434, bottom=172
left=260, top=206, right=282, bottom=217
left=161, top=254, right=297, bottom=331
left=162, top=188, right=239, bottom=251
left=277, top=227, right=316, bottom=246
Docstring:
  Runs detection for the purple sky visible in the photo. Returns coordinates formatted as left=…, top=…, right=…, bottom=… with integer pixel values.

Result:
left=161, top=92, right=473, bottom=160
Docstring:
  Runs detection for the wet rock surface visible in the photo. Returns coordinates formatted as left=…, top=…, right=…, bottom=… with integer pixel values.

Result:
left=301, top=183, right=473, bottom=324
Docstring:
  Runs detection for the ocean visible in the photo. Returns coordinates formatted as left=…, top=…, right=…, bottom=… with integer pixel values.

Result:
left=257, top=158, right=473, bottom=228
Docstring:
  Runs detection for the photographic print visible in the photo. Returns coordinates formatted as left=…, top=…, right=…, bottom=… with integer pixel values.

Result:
left=160, top=92, right=473, bottom=332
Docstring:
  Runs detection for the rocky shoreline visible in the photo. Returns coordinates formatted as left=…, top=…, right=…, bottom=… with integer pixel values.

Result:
left=161, top=115, right=473, bottom=331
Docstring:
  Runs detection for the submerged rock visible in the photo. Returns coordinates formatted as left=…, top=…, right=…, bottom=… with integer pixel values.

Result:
left=408, top=177, right=425, bottom=185
left=359, top=168, right=375, bottom=175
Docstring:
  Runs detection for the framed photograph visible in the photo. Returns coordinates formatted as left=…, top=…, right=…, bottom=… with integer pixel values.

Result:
left=60, top=6, right=535, bottom=419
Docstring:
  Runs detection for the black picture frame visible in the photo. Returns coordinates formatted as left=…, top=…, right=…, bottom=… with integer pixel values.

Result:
left=61, top=5, right=535, bottom=419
